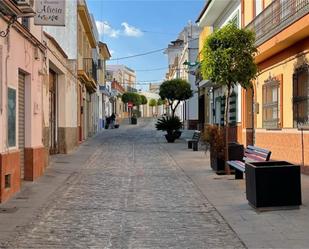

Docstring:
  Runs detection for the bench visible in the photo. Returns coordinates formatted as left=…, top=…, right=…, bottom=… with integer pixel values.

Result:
left=185, top=131, right=201, bottom=151
left=227, top=145, right=271, bottom=179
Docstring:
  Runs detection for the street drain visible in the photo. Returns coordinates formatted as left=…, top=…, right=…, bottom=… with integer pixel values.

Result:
left=0, top=207, right=18, bottom=213
left=16, top=196, right=29, bottom=200
left=55, top=161, right=70, bottom=164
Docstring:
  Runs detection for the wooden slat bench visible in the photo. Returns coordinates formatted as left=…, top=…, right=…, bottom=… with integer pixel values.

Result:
left=227, top=145, right=271, bottom=179
left=185, top=130, right=201, bottom=151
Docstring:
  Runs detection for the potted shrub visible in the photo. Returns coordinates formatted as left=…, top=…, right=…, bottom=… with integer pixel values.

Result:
left=203, top=125, right=225, bottom=173
left=155, top=116, right=182, bottom=143
left=202, top=125, right=244, bottom=174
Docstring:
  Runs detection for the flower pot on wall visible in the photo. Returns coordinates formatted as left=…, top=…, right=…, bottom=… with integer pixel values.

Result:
left=245, top=161, right=302, bottom=208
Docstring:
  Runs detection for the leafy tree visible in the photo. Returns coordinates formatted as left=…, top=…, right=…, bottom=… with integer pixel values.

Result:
left=201, top=22, right=257, bottom=174
left=149, top=98, right=157, bottom=115
left=140, top=95, right=148, bottom=105
left=157, top=98, right=163, bottom=106
left=121, top=92, right=141, bottom=106
left=159, top=79, right=192, bottom=117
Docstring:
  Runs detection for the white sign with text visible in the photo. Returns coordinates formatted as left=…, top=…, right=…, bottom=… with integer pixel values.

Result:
left=34, top=0, right=66, bottom=26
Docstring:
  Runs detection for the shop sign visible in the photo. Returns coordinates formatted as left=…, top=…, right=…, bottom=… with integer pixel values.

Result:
left=34, top=0, right=66, bottom=26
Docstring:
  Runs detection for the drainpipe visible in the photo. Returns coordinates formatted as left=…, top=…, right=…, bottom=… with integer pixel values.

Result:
left=252, top=86, right=255, bottom=146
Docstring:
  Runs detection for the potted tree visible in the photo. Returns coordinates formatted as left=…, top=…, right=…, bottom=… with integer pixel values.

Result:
left=155, top=116, right=182, bottom=143
left=121, top=92, right=141, bottom=124
left=149, top=99, right=157, bottom=117
left=201, top=22, right=257, bottom=174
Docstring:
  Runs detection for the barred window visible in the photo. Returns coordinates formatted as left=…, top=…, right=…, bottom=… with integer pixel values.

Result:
left=262, top=77, right=280, bottom=129
left=293, top=65, right=309, bottom=128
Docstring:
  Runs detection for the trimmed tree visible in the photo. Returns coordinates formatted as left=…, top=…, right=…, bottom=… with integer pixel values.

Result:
left=121, top=92, right=141, bottom=106
left=140, top=95, right=148, bottom=105
left=149, top=98, right=157, bottom=116
left=201, top=22, right=257, bottom=174
left=159, top=79, right=192, bottom=117
left=157, top=98, right=163, bottom=106
left=121, top=92, right=141, bottom=118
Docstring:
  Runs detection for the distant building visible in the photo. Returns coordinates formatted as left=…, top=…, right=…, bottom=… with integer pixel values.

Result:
left=106, top=65, right=137, bottom=92
left=165, top=22, right=201, bottom=128
left=149, top=83, right=161, bottom=94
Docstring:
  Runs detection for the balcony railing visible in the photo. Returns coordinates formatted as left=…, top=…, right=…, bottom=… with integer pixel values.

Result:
left=83, top=58, right=97, bottom=82
left=247, top=0, right=309, bottom=46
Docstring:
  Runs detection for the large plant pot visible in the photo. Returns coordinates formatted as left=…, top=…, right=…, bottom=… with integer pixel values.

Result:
left=210, top=152, right=225, bottom=174
left=165, top=133, right=176, bottom=143
left=210, top=142, right=244, bottom=174
left=245, top=161, right=302, bottom=208
left=174, top=130, right=182, bottom=139
left=131, top=117, right=137, bottom=125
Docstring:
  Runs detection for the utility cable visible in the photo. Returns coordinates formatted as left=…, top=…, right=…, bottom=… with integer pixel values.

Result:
left=109, top=48, right=165, bottom=61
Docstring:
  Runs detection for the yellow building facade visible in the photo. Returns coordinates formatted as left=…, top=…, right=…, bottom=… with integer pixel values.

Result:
left=242, top=0, right=309, bottom=171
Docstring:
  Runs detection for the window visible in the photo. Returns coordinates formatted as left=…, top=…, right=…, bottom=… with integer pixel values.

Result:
left=262, top=77, right=280, bottom=129
left=214, top=92, right=237, bottom=126
left=230, top=11, right=240, bottom=28
left=255, top=0, right=263, bottom=16
left=5, top=174, right=11, bottom=189
left=293, top=65, right=309, bottom=128
left=8, top=87, right=16, bottom=147
left=21, top=18, right=30, bottom=30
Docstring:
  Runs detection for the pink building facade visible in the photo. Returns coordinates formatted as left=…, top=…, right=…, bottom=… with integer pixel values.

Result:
left=0, top=5, right=46, bottom=202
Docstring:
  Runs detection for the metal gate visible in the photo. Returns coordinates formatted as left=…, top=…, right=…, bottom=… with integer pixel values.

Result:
left=18, top=73, right=25, bottom=179
left=49, top=70, right=57, bottom=154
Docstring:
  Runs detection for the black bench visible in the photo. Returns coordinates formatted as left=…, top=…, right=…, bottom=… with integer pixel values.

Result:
left=227, top=145, right=271, bottom=179
left=186, top=130, right=201, bottom=151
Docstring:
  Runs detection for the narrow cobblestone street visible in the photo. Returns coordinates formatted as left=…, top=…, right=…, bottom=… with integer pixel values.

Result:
left=3, top=120, right=244, bottom=249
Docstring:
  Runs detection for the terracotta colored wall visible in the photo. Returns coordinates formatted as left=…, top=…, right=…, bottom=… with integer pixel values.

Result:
left=24, top=146, right=46, bottom=181
left=0, top=151, right=20, bottom=203
left=256, top=130, right=309, bottom=172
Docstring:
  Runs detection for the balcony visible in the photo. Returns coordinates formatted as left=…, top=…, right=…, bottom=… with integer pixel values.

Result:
left=78, top=58, right=97, bottom=93
left=247, top=0, right=309, bottom=47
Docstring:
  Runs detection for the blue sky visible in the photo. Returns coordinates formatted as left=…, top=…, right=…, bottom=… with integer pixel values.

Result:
left=87, top=0, right=205, bottom=91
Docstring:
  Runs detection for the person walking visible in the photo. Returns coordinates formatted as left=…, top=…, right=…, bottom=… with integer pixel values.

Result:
left=110, top=113, right=116, bottom=129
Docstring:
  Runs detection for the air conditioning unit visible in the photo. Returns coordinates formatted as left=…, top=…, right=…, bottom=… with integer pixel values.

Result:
left=14, top=0, right=35, bottom=17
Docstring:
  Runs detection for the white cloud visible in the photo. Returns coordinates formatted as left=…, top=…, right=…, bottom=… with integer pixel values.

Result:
left=121, top=22, right=143, bottom=37
left=110, top=50, right=115, bottom=55
left=96, top=21, right=120, bottom=38
left=96, top=20, right=143, bottom=38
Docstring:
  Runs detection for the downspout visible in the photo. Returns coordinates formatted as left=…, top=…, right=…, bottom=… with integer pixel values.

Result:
left=4, top=33, right=11, bottom=150
left=252, top=85, right=255, bottom=145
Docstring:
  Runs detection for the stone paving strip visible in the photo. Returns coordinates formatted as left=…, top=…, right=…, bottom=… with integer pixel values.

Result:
left=3, top=120, right=245, bottom=249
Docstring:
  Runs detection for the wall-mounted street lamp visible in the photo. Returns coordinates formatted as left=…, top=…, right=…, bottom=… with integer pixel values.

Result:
left=183, top=60, right=199, bottom=67
left=0, top=15, right=17, bottom=38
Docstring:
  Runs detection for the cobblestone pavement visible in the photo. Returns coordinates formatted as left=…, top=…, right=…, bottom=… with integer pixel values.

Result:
left=5, top=120, right=245, bottom=249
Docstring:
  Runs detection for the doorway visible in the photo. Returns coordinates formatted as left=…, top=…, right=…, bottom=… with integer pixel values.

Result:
left=49, top=70, right=57, bottom=154
left=18, top=72, right=26, bottom=178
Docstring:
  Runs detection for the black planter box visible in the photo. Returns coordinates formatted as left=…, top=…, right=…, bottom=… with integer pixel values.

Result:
left=210, top=155, right=225, bottom=173
left=131, top=117, right=137, bottom=125
left=210, top=142, right=244, bottom=174
left=245, top=161, right=302, bottom=208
